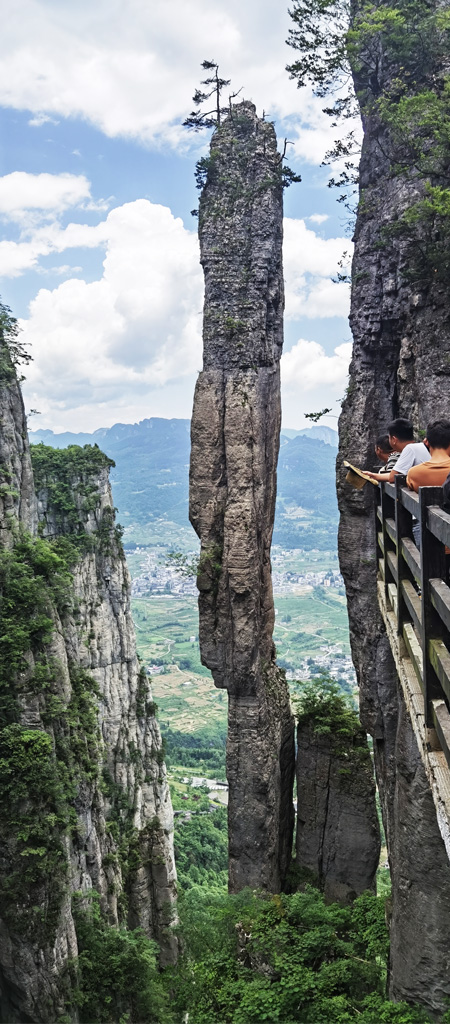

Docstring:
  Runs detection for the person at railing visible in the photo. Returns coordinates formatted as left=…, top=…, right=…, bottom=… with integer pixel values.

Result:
left=406, top=420, right=450, bottom=491
left=364, top=418, right=430, bottom=484
left=374, top=434, right=399, bottom=474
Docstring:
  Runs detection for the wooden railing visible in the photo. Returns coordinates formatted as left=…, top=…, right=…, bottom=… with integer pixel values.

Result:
left=376, top=478, right=450, bottom=768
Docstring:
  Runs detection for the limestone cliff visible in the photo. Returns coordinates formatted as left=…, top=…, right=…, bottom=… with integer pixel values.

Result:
left=337, top=2, right=450, bottom=1012
left=296, top=718, right=380, bottom=903
left=0, top=341, right=176, bottom=1023
left=189, top=101, right=296, bottom=892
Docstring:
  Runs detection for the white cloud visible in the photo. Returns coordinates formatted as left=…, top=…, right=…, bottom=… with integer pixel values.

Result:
left=0, top=219, right=109, bottom=277
left=282, top=339, right=352, bottom=393
left=4, top=182, right=352, bottom=427
left=20, top=199, right=203, bottom=430
left=280, top=338, right=351, bottom=427
left=28, top=112, right=59, bottom=127
left=0, top=171, right=92, bottom=220
left=284, top=217, right=352, bottom=319
left=0, top=0, right=353, bottom=164
left=0, top=170, right=112, bottom=275
left=308, top=213, right=329, bottom=225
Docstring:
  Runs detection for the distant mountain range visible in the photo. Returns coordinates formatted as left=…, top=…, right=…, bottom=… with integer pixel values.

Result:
left=29, top=419, right=338, bottom=549
left=281, top=425, right=338, bottom=447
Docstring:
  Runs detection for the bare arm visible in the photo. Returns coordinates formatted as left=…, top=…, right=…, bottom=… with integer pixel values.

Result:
left=364, top=469, right=398, bottom=483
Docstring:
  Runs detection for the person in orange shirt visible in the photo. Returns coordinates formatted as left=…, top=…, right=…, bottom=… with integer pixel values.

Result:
left=407, top=419, right=450, bottom=491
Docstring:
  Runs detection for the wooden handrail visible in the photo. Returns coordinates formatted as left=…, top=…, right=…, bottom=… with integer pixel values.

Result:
left=376, top=480, right=450, bottom=766
left=398, top=487, right=419, bottom=516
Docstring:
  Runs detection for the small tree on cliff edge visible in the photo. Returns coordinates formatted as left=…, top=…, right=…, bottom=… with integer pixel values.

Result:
left=183, top=60, right=301, bottom=204
left=183, top=60, right=235, bottom=131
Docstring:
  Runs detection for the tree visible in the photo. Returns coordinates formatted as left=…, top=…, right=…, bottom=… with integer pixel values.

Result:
left=0, top=299, right=32, bottom=383
left=183, top=60, right=237, bottom=131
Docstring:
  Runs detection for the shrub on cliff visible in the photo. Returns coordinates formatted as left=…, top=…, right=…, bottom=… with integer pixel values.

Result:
left=169, top=886, right=432, bottom=1023
left=71, top=893, right=173, bottom=1023
left=294, top=673, right=369, bottom=766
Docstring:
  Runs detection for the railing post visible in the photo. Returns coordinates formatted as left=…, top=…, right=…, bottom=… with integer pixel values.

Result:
left=395, top=474, right=409, bottom=636
left=419, top=486, right=447, bottom=728
left=380, top=483, right=390, bottom=602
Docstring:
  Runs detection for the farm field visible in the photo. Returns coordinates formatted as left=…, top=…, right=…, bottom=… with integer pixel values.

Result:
left=149, top=666, right=227, bottom=734
left=131, top=552, right=353, bottom=732
left=274, top=589, right=351, bottom=668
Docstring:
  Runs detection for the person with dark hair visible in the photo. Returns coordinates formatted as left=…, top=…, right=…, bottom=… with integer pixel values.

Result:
left=374, top=434, right=399, bottom=474
left=407, top=420, right=450, bottom=491
left=388, top=417, right=415, bottom=442
left=365, top=417, right=430, bottom=483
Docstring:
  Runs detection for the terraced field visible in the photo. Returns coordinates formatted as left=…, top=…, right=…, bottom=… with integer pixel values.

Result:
left=132, top=557, right=353, bottom=731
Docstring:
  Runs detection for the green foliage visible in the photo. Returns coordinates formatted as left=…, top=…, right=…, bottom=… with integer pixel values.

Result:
left=224, top=314, right=246, bottom=334
left=164, top=723, right=226, bottom=777
left=31, top=443, right=115, bottom=541
left=0, top=723, right=72, bottom=937
left=136, top=664, right=154, bottom=719
left=174, top=805, right=228, bottom=890
left=280, top=164, right=302, bottom=188
left=168, top=543, right=222, bottom=588
left=0, top=527, right=105, bottom=937
left=71, top=892, right=173, bottom=1023
left=287, top=0, right=450, bottom=276
left=286, top=0, right=351, bottom=98
left=183, top=60, right=232, bottom=132
left=295, top=673, right=372, bottom=766
left=295, top=673, right=358, bottom=737
left=0, top=533, right=75, bottom=722
left=169, top=886, right=431, bottom=1023
left=0, top=299, right=32, bottom=383
left=166, top=550, right=201, bottom=578
left=305, top=407, right=332, bottom=422
left=195, top=153, right=218, bottom=190
left=30, top=419, right=337, bottom=550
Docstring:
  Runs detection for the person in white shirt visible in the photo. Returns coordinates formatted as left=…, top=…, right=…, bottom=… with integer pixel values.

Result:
left=365, top=418, right=430, bottom=483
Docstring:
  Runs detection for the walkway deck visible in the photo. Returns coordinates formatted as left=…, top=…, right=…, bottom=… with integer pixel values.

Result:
left=376, top=478, right=450, bottom=859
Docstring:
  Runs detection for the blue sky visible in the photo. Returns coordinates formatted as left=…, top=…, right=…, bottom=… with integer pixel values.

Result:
left=0, top=0, right=356, bottom=432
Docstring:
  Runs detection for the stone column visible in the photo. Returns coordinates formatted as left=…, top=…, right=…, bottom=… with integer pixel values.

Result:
left=189, top=101, right=295, bottom=891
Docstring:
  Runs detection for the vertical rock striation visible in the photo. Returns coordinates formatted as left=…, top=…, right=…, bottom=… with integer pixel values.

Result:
left=189, top=101, right=295, bottom=892
left=0, top=341, right=176, bottom=1022
left=296, top=720, right=380, bottom=903
left=337, top=3, right=450, bottom=1012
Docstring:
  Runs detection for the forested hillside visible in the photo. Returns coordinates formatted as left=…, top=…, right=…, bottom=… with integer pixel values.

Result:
left=30, top=419, right=338, bottom=548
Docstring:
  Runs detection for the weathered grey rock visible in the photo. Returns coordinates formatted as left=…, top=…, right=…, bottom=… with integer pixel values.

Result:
left=36, top=455, right=177, bottom=965
left=190, top=101, right=295, bottom=892
left=0, top=364, right=176, bottom=1020
left=338, top=8, right=450, bottom=1012
left=0, top=340, right=37, bottom=544
left=296, top=721, right=380, bottom=903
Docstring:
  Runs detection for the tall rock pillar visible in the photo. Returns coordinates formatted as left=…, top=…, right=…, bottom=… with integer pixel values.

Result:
left=337, top=2, right=450, bottom=1012
left=189, top=101, right=295, bottom=892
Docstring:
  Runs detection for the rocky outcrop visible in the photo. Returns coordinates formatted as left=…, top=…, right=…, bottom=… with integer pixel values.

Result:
left=0, top=342, right=176, bottom=1022
left=0, top=342, right=37, bottom=545
left=189, top=101, right=295, bottom=892
left=337, top=3, right=450, bottom=1013
left=296, top=721, right=380, bottom=903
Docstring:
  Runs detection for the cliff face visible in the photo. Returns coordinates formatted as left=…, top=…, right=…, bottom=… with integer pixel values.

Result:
left=337, top=4, right=450, bottom=1012
left=189, top=101, right=296, bottom=892
left=0, top=346, right=37, bottom=545
left=296, top=720, right=380, bottom=903
left=0, top=344, right=176, bottom=1023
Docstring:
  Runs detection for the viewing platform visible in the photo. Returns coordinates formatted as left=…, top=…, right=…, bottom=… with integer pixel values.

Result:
left=376, top=479, right=450, bottom=859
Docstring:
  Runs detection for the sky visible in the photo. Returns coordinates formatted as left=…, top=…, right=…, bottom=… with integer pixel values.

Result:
left=0, top=0, right=357, bottom=434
